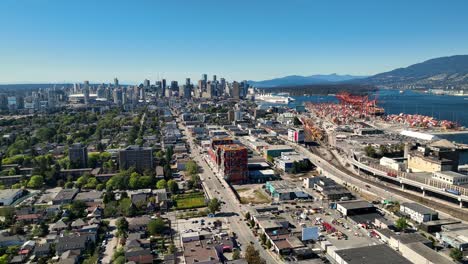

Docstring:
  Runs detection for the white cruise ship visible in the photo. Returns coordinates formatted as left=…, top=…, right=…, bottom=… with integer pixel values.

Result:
left=255, top=93, right=295, bottom=104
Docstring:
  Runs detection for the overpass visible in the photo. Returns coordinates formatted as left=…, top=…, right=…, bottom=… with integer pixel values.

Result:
left=348, top=156, right=468, bottom=207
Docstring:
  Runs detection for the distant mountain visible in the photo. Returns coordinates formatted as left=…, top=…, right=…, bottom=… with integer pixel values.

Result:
left=363, top=55, right=468, bottom=88
left=248, top=74, right=367, bottom=88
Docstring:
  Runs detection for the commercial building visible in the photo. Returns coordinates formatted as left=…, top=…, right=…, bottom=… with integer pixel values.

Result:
left=437, top=223, right=468, bottom=251
left=288, top=128, right=305, bottom=143
left=68, top=143, right=88, bottom=168
left=379, top=157, right=405, bottom=171
left=265, top=180, right=309, bottom=201
left=0, top=189, right=23, bottom=206
left=336, top=200, right=375, bottom=216
left=400, top=202, right=438, bottom=223
left=372, top=229, right=451, bottom=264
left=274, top=152, right=310, bottom=172
left=432, top=171, right=468, bottom=185
left=218, top=144, right=248, bottom=183
left=407, top=141, right=459, bottom=173
left=307, top=176, right=353, bottom=201
left=331, top=244, right=412, bottom=264
left=264, top=145, right=294, bottom=159
left=119, top=146, right=154, bottom=172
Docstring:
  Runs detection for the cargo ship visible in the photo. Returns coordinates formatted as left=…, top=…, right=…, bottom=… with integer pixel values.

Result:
left=255, top=93, right=295, bottom=104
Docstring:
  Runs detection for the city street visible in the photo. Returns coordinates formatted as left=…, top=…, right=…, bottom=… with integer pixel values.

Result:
left=101, top=218, right=118, bottom=264
left=179, top=120, right=282, bottom=264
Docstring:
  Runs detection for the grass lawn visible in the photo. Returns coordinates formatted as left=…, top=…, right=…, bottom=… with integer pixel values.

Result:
left=174, top=192, right=207, bottom=210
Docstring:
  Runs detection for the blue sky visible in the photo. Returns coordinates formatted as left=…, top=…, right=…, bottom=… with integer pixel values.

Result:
left=1, top=0, right=468, bottom=84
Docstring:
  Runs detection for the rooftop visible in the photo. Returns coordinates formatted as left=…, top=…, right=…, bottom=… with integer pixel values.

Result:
left=0, top=189, right=22, bottom=200
left=335, top=244, right=412, bottom=264
left=401, top=202, right=438, bottom=215
left=337, top=200, right=373, bottom=210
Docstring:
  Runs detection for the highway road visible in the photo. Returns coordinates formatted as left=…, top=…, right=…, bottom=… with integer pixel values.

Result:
left=177, top=119, right=281, bottom=264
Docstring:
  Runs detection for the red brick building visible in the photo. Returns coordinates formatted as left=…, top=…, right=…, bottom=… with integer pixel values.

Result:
left=208, top=137, right=234, bottom=164
left=218, top=144, right=248, bottom=184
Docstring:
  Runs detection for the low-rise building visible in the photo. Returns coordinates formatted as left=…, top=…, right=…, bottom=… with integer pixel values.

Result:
left=53, top=189, right=79, bottom=205
left=336, top=200, right=375, bottom=216
left=437, top=223, right=468, bottom=251
left=265, top=180, right=309, bottom=201
left=432, top=171, right=468, bottom=185
left=379, top=157, right=405, bottom=171
left=0, top=189, right=23, bottom=206
left=264, top=145, right=294, bottom=159
left=400, top=202, right=438, bottom=224
left=274, top=152, right=310, bottom=172
left=331, top=244, right=412, bottom=264
left=288, top=128, right=305, bottom=143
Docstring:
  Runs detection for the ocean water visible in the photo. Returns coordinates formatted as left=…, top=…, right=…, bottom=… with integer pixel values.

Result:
left=259, top=89, right=468, bottom=163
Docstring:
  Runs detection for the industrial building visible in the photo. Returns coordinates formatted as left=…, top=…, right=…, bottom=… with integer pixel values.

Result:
left=331, top=244, right=412, bottom=264
left=336, top=200, right=375, bottom=216
left=265, top=180, right=310, bottom=201
left=274, top=152, right=310, bottom=172
left=118, top=145, right=154, bottom=172
left=437, top=223, right=468, bottom=251
left=400, top=202, right=439, bottom=224
left=432, top=171, right=468, bottom=186
left=407, top=141, right=459, bottom=173
left=379, top=157, right=405, bottom=171
left=287, top=128, right=305, bottom=143
left=264, top=145, right=294, bottom=159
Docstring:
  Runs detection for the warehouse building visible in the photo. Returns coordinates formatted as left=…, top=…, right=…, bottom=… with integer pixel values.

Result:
left=336, top=200, right=375, bottom=216
left=331, top=244, right=412, bottom=264
left=400, top=203, right=439, bottom=224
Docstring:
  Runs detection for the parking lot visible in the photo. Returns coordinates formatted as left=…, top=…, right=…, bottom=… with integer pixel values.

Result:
left=274, top=200, right=383, bottom=250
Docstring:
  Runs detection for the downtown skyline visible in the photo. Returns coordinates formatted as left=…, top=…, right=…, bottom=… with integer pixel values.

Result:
left=1, top=0, right=468, bottom=84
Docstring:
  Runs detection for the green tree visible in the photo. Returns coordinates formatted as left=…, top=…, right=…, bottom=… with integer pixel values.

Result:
left=116, top=217, right=129, bottom=237
left=129, top=172, right=140, bottom=189
left=208, top=198, right=221, bottom=214
left=245, top=212, right=251, bottom=220
left=70, top=200, right=87, bottom=219
left=96, top=183, right=105, bottom=191
left=148, top=218, right=166, bottom=235
left=118, top=198, right=134, bottom=216
left=364, top=145, right=377, bottom=158
left=260, top=232, right=266, bottom=244
left=138, top=176, right=153, bottom=189
left=395, top=217, right=409, bottom=231
left=266, top=239, right=272, bottom=249
left=245, top=244, right=265, bottom=264
left=168, top=243, right=176, bottom=254
left=232, top=249, right=241, bottom=260
left=156, top=179, right=167, bottom=189
left=84, top=177, right=98, bottom=189
left=167, top=180, right=179, bottom=193
left=450, top=248, right=463, bottom=262
left=185, top=160, right=198, bottom=176
left=27, top=175, right=44, bottom=189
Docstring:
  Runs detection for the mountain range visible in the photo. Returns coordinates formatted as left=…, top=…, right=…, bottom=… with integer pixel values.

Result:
left=248, top=74, right=366, bottom=87
left=251, top=55, right=468, bottom=88
left=362, top=55, right=468, bottom=88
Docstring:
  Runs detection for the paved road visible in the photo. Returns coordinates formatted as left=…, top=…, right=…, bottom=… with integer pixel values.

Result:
left=101, top=218, right=118, bottom=264
left=178, top=120, right=281, bottom=264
